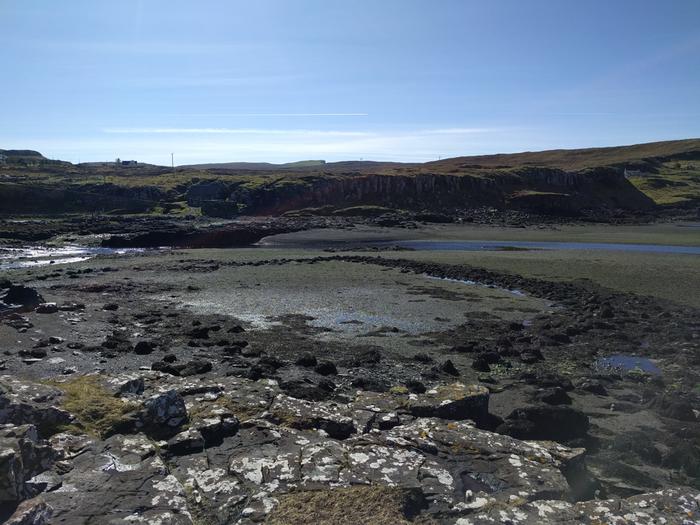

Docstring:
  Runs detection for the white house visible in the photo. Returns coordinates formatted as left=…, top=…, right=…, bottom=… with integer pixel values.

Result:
left=0, top=153, right=7, bottom=165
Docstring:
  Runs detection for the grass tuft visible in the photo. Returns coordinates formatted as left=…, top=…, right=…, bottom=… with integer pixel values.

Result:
left=48, top=375, right=139, bottom=438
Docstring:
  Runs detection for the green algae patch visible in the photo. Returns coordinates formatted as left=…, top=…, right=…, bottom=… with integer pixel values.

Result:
left=47, top=375, right=139, bottom=438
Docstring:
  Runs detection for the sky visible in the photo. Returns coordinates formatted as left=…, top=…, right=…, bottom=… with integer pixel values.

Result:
left=1, top=0, right=700, bottom=165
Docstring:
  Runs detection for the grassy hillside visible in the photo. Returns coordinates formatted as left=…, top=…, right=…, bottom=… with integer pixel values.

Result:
left=2, top=139, right=699, bottom=215
left=420, top=138, right=700, bottom=171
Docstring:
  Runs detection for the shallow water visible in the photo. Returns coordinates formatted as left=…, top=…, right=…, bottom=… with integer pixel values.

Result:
left=393, top=240, right=700, bottom=255
left=164, top=260, right=551, bottom=350
left=0, top=245, right=146, bottom=270
left=595, top=354, right=661, bottom=375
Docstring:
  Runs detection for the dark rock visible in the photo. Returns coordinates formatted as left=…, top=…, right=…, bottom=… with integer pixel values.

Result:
left=314, top=360, right=338, bottom=376
left=578, top=379, right=608, bottom=396
left=3, top=496, right=53, bottom=525
left=471, top=356, right=491, bottom=372
left=280, top=378, right=335, bottom=401
left=258, top=355, right=283, bottom=370
left=611, top=431, right=662, bottom=464
left=450, top=342, right=481, bottom=353
left=151, top=361, right=180, bottom=375
left=498, top=405, right=589, bottom=442
left=2, top=286, right=44, bottom=311
left=521, top=372, right=574, bottom=391
left=534, top=387, right=572, bottom=405
left=412, top=352, right=433, bottom=363
left=142, top=390, right=187, bottom=435
left=651, top=394, right=696, bottom=421
left=405, top=379, right=426, bottom=394
left=353, top=348, right=381, bottom=366
left=101, top=331, right=132, bottom=353
left=166, top=429, right=205, bottom=456
left=162, top=353, right=177, bottom=363
left=187, top=327, right=210, bottom=339
left=295, top=352, right=317, bottom=367
left=179, top=359, right=213, bottom=377
left=133, top=341, right=156, bottom=355
left=102, top=303, right=119, bottom=311
left=240, top=347, right=262, bottom=358
left=35, top=303, right=58, bottom=314
left=439, top=359, right=460, bottom=376
left=350, top=377, right=390, bottom=392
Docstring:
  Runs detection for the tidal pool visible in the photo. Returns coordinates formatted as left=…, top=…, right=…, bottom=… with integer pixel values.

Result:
left=595, top=354, right=661, bottom=375
left=164, top=260, right=552, bottom=350
left=0, top=245, right=148, bottom=270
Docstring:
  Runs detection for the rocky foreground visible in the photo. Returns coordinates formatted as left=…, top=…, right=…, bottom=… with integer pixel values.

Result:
left=1, top=251, right=699, bottom=524
left=2, top=372, right=699, bottom=524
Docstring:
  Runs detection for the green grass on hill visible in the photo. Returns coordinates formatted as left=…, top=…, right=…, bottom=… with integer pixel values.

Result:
left=628, top=160, right=700, bottom=205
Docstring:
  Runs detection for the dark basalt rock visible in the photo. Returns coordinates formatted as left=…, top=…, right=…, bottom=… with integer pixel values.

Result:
left=178, top=359, right=213, bottom=377
left=352, top=348, right=381, bottom=366
left=578, top=378, right=608, bottom=396
left=471, top=356, right=491, bottom=372
left=280, top=377, right=336, bottom=401
left=350, top=377, right=390, bottom=393
left=133, top=341, right=156, bottom=355
left=295, top=352, right=317, bottom=367
left=141, top=390, right=187, bottom=437
left=35, top=303, right=58, bottom=314
left=405, top=379, right=426, bottom=394
left=534, top=387, right=572, bottom=405
left=651, top=394, right=696, bottom=421
left=438, top=359, right=460, bottom=376
left=314, top=360, right=338, bottom=376
left=1, top=286, right=44, bottom=311
left=498, top=405, right=590, bottom=442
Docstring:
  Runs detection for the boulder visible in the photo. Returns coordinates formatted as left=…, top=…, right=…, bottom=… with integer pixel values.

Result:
left=1, top=286, right=44, bottom=311
left=0, top=376, right=73, bottom=435
left=269, top=394, right=357, bottom=439
left=280, top=377, right=336, bottom=402
left=4, top=496, right=53, bottom=525
left=498, top=405, right=589, bottom=442
left=35, top=303, right=58, bottom=314
left=141, top=390, right=187, bottom=436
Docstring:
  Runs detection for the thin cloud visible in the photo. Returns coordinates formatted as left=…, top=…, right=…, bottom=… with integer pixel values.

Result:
left=168, top=113, right=369, bottom=117
left=102, top=127, right=373, bottom=137
left=425, top=127, right=500, bottom=134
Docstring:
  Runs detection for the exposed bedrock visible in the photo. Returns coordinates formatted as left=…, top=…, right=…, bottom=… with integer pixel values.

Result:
left=1, top=372, right=698, bottom=524
left=216, top=167, right=655, bottom=216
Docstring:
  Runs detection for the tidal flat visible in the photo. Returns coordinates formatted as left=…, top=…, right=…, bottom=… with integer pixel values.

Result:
left=1, top=222, right=698, bottom=523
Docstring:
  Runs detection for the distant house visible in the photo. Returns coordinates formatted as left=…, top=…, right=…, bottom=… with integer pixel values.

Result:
left=121, top=160, right=138, bottom=166
left=0, top=153, right=7, bottom=165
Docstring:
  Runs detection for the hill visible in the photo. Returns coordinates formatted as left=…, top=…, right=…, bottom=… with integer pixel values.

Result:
left=421, top=138, right=700, bottom=171
left=1, top=138, right=699, bottom=217
left=180, top=160, right=328, bottom=170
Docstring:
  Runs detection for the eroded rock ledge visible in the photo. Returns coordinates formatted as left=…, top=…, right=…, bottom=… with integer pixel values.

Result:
left=1, top=372, right=698, bottom=524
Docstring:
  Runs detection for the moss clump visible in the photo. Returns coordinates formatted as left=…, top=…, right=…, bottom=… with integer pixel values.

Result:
left=48, top=375, right=138, bottom=438
left=266, top=485, right=435, bottom=525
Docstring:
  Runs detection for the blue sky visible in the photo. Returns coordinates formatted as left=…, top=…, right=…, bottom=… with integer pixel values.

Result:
left=2, top=0, right=699, bottom=165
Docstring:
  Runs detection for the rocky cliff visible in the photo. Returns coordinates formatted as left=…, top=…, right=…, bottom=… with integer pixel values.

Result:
left=222, top=167, right=655, bottom=216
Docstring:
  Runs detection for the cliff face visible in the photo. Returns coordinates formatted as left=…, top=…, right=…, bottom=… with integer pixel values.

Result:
left=237, top=167, right=655, bottom=216
left=0, top=183, right=166, bottom=214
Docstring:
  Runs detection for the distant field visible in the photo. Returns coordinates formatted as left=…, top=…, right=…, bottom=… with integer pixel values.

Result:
left=378, top=248, right=700, bottom=308
left=627, top=160, right=700, bottom=205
